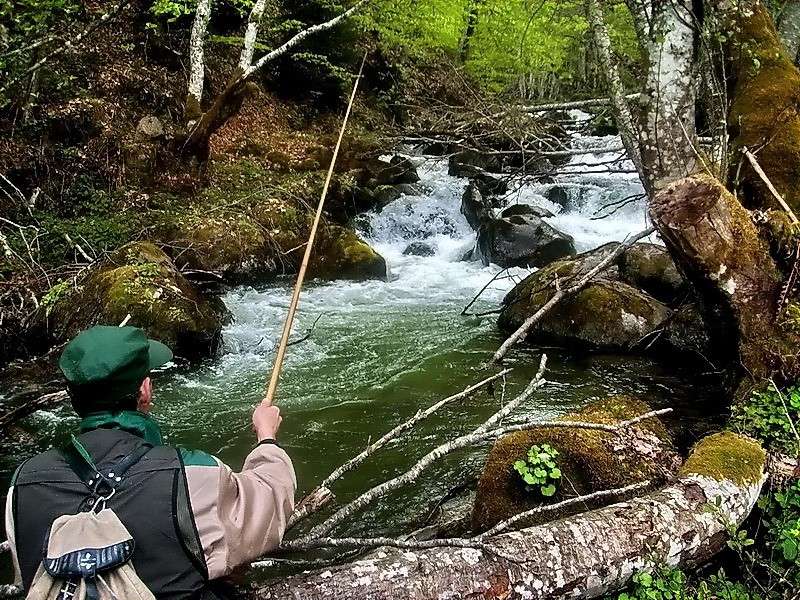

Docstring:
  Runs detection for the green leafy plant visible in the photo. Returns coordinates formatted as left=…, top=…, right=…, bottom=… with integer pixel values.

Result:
left=615, top=566, right=758, bottom=600
left=759, top=481, right=800, bottom=565
left=41, top=280, right=71, bottom=316
left=512, top=443, right=561, bottom=497
left=731, top=383, right=800, bottom=455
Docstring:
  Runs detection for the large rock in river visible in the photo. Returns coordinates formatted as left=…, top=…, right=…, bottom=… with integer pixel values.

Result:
left=460, top=181, right=493, bottom=230
left=497, top=243, right=704, bottom=355
left=476, top=214, right=576, bottom=268
left=472, top=396, right=680, bottom=531
left=48, top=242, right=227, bottom=358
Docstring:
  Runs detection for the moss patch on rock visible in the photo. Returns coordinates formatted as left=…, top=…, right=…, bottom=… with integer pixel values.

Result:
left=471, top=395, right=677, bottom=532
left=680, top=431, right=766, bottom=486
left=49, top=241, right=227, bottom=358
left=499, top=276, right=671, bottom=352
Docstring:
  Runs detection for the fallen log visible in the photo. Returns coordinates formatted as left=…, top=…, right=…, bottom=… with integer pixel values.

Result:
left=257, top=433, right=766, bottom=599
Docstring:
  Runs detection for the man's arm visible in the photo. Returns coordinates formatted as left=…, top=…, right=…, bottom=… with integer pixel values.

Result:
left=185, top=400, right=296, bottom=579
left=4, top=488, right=22, bottom=586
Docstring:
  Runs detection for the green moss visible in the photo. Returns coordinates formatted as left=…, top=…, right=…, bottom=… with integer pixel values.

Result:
left=50, top=242, right=225, bottom=358
left=680, top=432, right=765, bottom=486
left=727, top=3, right=800, bottom=215
left=472, top=395, right=671, bottom=531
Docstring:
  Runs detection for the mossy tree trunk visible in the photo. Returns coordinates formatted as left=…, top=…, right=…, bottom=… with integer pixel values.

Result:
left=649, top=174, right=796, bottom=395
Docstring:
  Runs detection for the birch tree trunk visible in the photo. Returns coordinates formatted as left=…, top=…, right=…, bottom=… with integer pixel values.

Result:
left=640, top=0, right=698, bottom=191
left=778, top=0, right=800, bottom=64
left=459, top=0, right=482, bottom=62
left=258, top=434, right=765, bottom=600
left=186, top=0, right=212, bottom=121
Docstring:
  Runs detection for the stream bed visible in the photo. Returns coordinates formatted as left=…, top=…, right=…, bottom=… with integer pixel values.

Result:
left=0, top=127, right=725, bottom=578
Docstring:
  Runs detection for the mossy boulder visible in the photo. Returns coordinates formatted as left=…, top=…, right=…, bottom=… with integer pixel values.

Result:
left=472, top=396, right=679, bottom=532
left=680, top=431, right=766, bottom=487
left=498, top=243, right=701, bottom=355
left=499, top=275, right=671, bottom=352
left=156, top=211, right=277, bottom=283
left=49, top=242, right=227, bottom=358
left=311, top=224, right=387, bottom=280
left=618, top=243, right=685, bottom=304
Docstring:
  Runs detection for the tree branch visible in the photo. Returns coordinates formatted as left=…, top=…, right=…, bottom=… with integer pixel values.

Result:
left=287, top=368, right=513, bottom=530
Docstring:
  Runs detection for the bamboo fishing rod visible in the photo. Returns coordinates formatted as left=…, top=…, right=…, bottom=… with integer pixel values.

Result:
left=263, top=52, right=367, bottom=405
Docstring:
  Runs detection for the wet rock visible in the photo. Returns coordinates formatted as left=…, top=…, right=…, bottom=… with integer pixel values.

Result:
left=388, top=155, right=420, bottom=184
left=472, top=395, right=679, bottom=531
left=449, top=160, right=508, bottom=195
left=373, top=185, right=403, bottom=208
left=48, top=242, right=226, bottom=359
left=312, top=225, right=387, bottom=280
left=476, top=214, right=576, bottom=268
left=461, top=181, right=492, bottom=230
left=499, top=274, right=670, bottom=352
left=664, top=302, right=713, bottom=360
left=544, top=185, right=570, bottom=208
left=403, top=241, right=436, bottom=257
left=448, top=149, right=502, bottom=173
left=135, top=115, right=164, bottom=140
left=501, top=204, right=555, bottom=219
left=618, top=242, right=685, bottom=304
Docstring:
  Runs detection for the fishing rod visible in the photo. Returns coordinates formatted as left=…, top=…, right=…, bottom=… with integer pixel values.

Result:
left=263, top=51, right=368, bottom=405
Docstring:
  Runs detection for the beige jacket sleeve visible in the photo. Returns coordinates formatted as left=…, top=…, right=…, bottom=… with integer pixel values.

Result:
left=4, top=488, right=22, bottom=586
left=184, top=442, right=296, bottom=579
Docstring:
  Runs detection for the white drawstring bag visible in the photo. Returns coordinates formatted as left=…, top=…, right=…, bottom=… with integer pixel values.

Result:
left=26, top=508, right=154, bottom=600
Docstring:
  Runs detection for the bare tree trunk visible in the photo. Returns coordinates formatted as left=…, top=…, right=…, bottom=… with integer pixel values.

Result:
left=186, top=0, right=212, bottom=121
left=257, top=435, right=766, bottom=600
left=459, top=0, right=482, bottom=62
left=585, top=0, right=646, bottom=188
left=778, top=0, right=800, bottom=64
left=650, top=174, right=787, bottom=391
left=641, top=0, right=699, bottom=191
left=239, top=0, right=269, bottom=70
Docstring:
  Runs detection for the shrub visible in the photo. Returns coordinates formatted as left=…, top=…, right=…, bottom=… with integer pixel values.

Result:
left=731, top=383, right=800, bottom=455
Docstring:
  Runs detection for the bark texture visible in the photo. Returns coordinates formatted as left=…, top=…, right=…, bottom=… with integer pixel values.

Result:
left=641, top=0, right=698, bottom=191
left=650, top=174, right=790, bottom=388
left=258, top=472, right=764, bottom=599
left=778, top=0, right=800, bottom=64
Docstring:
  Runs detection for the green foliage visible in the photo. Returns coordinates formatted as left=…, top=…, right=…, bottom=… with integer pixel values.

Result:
left=512, top=443, right=561, bottom=497
left=730, top=383, right=800, bottom=455
left=0, top=0, right=80, bottom=103
left=759, top=482, right=800, bottom=566
left=41, top=280, right=71, bottom=315
left=614, top=566, right=759, bottom=600
left=360, top=0, right=640, bottom=95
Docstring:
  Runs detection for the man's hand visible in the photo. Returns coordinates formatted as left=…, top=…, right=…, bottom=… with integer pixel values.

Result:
left=252, top=399, right=282, bottom=441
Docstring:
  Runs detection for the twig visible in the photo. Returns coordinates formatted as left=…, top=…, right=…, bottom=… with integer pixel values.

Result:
left=770, top=379, right=800, bottom=455
left=474, top=354, right=546, bottom=434
left=287, top=368, right=512, bottom=530
left=479, top=480, right=651, bottom=538
left=491, top=226, right=655, bottom=364
left=742, top=147, right=800, bottom=223
left=0, top=0, right=132, bottom=97
left=461, top=269, right=509, bottom=316
left=297, top=359, right=549, bottom=541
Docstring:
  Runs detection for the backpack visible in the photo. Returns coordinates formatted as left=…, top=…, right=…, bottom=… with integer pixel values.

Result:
left=25, top=437, right=155, bottom=600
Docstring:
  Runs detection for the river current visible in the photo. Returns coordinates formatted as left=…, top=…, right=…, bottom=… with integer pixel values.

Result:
left=0, top=122, right=721, bottom=557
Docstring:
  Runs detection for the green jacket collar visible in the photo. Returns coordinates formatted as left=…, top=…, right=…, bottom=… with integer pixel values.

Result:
left=80, top=410, right=163, bottom=445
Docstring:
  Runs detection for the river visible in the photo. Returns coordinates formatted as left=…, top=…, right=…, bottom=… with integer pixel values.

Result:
left=0, top=123, right=723, bottom=578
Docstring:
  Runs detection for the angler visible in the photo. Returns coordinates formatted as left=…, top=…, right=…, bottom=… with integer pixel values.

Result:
left=4, top=325, right=296, bottom=599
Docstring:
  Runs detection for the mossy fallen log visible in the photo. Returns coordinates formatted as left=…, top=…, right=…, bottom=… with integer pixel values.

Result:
left=257, top=433, right=766, bottom=600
